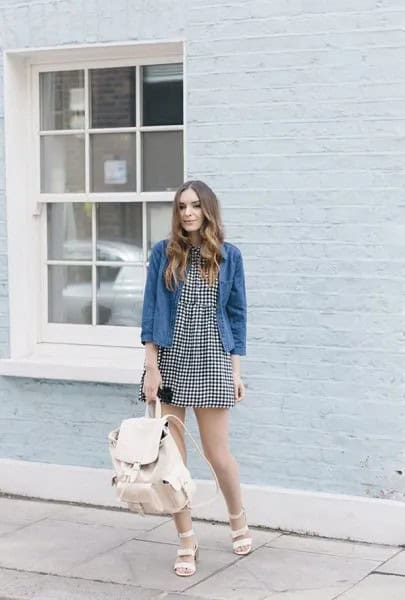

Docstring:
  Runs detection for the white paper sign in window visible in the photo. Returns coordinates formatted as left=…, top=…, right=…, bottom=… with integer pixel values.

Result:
left=104, top=159, right=127, bottom=185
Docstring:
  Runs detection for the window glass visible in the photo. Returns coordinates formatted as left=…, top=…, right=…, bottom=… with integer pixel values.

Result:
left=96, top=203, right=143, bottom=262
left=90, top=133, right=137, bottom=192
left=47, top=203, right=92, bottom=260
left=41, top=135, right=85, bottom=193
left=142, top=131, right=183, bottom=191
left=142, top=63, right=183, bottom=126
left=90, top=67, right=136, bottom=128
left=97, top=265, right=144, bottom=326
left=48, top=265, right=92, bottom=324
left=147, top=202, right=172, bottom=253
left=40, top=70, right=85, bottom=130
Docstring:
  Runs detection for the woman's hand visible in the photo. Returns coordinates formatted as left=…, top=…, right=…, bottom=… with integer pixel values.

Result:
left=231, top=354, right=245, bottom=402
left=233, top=372, right=245, bottom=402
left=143, top=367, right=162, bottom=403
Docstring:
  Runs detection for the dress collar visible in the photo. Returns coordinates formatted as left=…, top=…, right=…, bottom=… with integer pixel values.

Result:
left=191, top=243, right=227, bottom=260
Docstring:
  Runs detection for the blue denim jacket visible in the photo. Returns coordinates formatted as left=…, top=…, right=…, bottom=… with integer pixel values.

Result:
left=140, top=239, right=247, bottom=355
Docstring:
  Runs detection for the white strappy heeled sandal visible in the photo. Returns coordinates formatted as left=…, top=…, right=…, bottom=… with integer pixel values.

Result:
left=174, top=529, right=199, bottom=577
left=229, top=507, right=253, bottom=555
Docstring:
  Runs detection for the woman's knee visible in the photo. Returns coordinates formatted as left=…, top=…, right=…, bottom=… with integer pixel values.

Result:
left=204, top=446, right=234, bottom=472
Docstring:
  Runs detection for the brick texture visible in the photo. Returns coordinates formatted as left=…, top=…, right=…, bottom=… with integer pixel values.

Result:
left=0, top=0, right=404, bottom=500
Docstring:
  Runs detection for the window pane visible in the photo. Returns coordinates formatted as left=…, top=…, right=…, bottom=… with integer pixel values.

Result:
left=40, top=70, right=85, bottom=130
left=48, top=265, right=92, bottom=324
left=142, top=64, right=183, bottom=126
left=90, top=67, right=136, bottom=128
left=97, top=203, right=143, bottom=262
left=90, top=133, right=136, bottom=192
left=97, top=265, right=143, bottom=326
left=142, top=131, right=183, bottom=192
left=41, top=135, right=85, bottom=193
left=47, top=203, right=92, bottom=260
left=147, top=202, right=172, bottom=253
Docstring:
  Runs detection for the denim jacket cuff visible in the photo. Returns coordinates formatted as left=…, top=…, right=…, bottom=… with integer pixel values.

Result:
left=230, top=346, right=246, bottom=356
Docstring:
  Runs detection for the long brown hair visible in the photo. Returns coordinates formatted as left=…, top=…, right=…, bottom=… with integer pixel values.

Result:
left=164, top=180, right=225, bottom=290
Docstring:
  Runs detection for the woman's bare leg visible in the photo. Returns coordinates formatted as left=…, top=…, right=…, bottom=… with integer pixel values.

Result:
left=160, top=402, right=197, bottom=574
left=194, top=407, right=251, bottom=552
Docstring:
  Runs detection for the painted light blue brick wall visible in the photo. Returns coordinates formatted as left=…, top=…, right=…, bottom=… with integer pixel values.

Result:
left=0, top=0, right=404, bottom=500
left=186, top=0, right=405, bottom=500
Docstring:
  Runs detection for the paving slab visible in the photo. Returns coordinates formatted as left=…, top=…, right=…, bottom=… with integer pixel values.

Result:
left=268, top=533, right=399, bottom=562
left=336, top=573, right=405, bottom=599
left=0, top=566, right=163, bottom=600
left=187, top=545, right=380, bottom=600
left=138, top=518, right=281, bottom=552
left=0, top=497, right=64, bottom=525
left=67, top=537, right=238, bottom=593
left=0, top=521, right=32, bottom=537
left=374, top=550, right=405, bottom=575
left=0, top=497, right=403, bottom=600
left=261, top=587, right=349, bottom=599
left=163, top=595, right=221, bottom=600
left=53, top=503, right=170, bottom=532
left=0, top=518, right=137, bottom=573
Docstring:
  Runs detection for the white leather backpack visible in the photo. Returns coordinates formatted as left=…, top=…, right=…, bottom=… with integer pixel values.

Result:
left=108, top=398, right=219, bottom=516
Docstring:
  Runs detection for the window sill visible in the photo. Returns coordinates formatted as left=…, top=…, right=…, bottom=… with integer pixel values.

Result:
left=0, top=343, right=145, bottom=384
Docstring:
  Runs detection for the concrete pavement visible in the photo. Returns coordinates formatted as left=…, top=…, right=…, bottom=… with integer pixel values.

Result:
left=0, top=495, right=404, bottom=599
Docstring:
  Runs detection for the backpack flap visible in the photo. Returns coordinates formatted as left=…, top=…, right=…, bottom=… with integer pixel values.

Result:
left=114, top=417, right=168, bottom=465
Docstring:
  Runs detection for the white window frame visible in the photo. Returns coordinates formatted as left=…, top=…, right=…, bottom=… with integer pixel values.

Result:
left=0, top=40, right=186, bottom=384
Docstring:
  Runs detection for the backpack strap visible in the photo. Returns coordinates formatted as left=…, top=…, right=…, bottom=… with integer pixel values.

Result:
left=145, top=399, right=220, bottom=510
left=165, top=413, right=221, bottom=511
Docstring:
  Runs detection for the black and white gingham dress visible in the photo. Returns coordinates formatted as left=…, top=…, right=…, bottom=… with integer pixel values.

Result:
left=138, top=245, right=235, bottom=408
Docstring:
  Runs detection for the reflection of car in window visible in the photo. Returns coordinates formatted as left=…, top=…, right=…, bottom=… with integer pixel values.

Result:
left=61, top=240, right=144, bottom=326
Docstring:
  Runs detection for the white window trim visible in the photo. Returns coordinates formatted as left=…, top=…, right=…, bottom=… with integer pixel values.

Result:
left=0, top=40, right=186, bottom=384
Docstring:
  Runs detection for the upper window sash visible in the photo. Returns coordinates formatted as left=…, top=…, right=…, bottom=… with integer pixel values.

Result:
left=33, top=58, right=184, bottom=202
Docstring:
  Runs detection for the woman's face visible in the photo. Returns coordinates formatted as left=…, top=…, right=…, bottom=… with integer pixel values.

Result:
left=178, top=187, right=204, bottom=233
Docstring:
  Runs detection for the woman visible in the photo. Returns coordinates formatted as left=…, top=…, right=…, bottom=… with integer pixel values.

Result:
left=138, top=180, right=251, bottom=577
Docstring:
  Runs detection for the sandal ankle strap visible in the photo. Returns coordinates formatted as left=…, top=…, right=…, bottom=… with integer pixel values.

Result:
left=229, top=507, right=245, bottom=520
left=179, top=529, right=195, bottom=539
